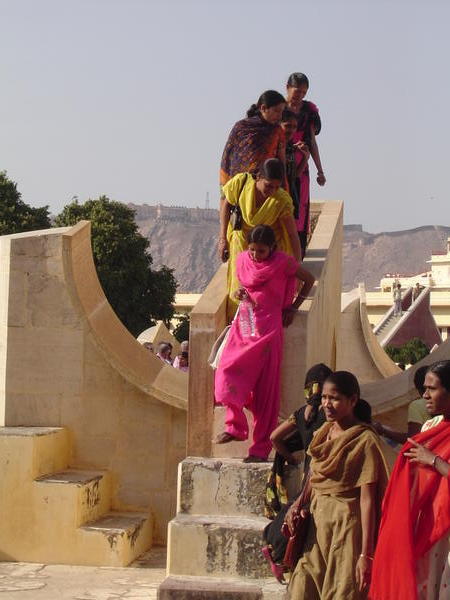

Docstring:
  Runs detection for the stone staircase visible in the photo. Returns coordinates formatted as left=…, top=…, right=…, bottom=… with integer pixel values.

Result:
left=375, top=312, right=402, bottom=345
left=0, top=426, right=152, bottom=566
left=158, top=457, right=288, bottom=599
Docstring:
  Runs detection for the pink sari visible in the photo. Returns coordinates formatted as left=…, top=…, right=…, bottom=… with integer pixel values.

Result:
left=292, top=101, right=320, bottom=234
left=215, top=250, right=298, bottom=458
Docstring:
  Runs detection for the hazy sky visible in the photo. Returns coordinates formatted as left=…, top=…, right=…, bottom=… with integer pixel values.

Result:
left=2, top=0, right=449, bottom=232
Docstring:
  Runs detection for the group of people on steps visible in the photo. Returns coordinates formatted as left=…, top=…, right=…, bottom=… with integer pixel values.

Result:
left=209, top=71, right=450, bottom=599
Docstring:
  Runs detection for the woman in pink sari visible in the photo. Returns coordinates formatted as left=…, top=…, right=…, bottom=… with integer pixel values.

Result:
left=214, top=225, right=315, bottom=462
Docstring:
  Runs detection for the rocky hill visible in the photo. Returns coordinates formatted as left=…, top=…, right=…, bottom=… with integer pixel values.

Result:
left=129, top=203, right=450, bottom=293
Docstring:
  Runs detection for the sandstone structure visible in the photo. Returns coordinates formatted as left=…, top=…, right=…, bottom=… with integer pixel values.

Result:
left=0, top=222, right=187, bottom=565
left=1, top=203, right=449, bottom=591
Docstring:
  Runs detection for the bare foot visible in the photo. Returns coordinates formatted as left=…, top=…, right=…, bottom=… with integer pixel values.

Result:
left=243, top=455, right=268, bottom=463
left=215, top=432, right=237, bottom=444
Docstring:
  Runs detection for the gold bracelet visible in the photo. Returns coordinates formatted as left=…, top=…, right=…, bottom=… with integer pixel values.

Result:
left=360, top=554, right=374, bottom=560
left=432, top=455, right=440, bottom=469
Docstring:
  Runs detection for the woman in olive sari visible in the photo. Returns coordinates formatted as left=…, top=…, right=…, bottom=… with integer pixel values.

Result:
left=287, top=371, right=390, bottom=600
left=219, top=158, right=301, bottom=317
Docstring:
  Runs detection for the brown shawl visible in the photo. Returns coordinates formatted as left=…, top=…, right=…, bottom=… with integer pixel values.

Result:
left=308, top=422, right=390, bottom=496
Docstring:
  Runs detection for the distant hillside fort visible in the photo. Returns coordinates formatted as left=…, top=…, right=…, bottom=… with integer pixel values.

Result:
left=129, top=202, right=450, bottom=296
left=129, top=203, right=219, bottom=224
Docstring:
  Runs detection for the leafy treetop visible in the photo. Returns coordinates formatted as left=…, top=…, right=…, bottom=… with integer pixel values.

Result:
left=385, top=337, right=430, bottom=366
left=0, top=171, right=51, bottom=234
left=55, top=196, right=177, bottom=336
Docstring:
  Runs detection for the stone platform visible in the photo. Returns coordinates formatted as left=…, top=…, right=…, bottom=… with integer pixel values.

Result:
left=0, top=546, right=166, bottom=599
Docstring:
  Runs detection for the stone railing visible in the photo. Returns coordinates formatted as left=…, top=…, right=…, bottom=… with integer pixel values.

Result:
left=187, top=201, right=344, bottom=457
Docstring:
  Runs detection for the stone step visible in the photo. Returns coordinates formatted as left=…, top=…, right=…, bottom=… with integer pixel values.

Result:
left=34, top=469, right=112, bottom=527
left=167, top=514, right=271, bottom=580
left=178, top=457, right=272, bottom=517
left=79, top=511, right=153, bottom=567
left=158, top=575, right=287, bottom=599
left=0, top=426, right=70, bottom=478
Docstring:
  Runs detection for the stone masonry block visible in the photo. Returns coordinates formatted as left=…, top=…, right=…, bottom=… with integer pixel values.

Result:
left=167, top=514, right=271, bottom=580
left=158, top=575, right=262, bottom=600
left=178, top=457, right=271, bottom=517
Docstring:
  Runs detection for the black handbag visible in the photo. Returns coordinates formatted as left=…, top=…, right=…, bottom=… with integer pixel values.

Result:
left=229, top=174, right=249, bottom=231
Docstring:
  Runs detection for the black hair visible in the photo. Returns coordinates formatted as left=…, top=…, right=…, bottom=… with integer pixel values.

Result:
left=427, top=360, right=450, bottom=393
left=259, top=157, right=285, bottom=182
left=246, top=90, right=286, bottom=118
left=158, top=342, right=171, bottom=354
left=281, top=108, right=297, bottom=122
left=305, top=363, right=332, bottom=387
left=287, top=72, right=310, bottom=89
left=324, top=370, right=360, bottom=399
left=247, top=225, right=276, bottom=248
left=304, top=363, right=332, bottom=424
left=354, top=398, right=372, bottom=424
left=414, top=365, right=429, bottom=396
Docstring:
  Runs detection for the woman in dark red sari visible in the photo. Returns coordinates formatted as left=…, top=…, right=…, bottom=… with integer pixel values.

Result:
left=370, top=360, right=450, bottom=600
left=285, top=73, right=325, bottom=258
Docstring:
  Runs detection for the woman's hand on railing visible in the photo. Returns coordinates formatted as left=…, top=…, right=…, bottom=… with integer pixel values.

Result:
left=218, top=238, right=229, bottom=262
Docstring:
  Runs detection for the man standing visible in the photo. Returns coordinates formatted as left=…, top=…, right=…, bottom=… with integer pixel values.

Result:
left=393, top=283, right=402, bottom=316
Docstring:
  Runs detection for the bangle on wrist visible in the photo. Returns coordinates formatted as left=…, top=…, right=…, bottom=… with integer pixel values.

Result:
left=432, top=454, right=440, bottom=469
left=317, top=171, right=324, bottom=176
left=360, top=554, right=374, bottom=560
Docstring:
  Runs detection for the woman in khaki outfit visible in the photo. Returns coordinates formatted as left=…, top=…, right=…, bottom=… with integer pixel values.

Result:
left=287, top=371, right=390, bottom=600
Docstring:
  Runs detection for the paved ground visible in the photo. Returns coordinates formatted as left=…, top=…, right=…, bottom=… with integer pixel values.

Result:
left=0, top=547, right=166, bottom=600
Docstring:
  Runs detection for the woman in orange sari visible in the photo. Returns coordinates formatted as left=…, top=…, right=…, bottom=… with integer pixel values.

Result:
left=220, top=90, right=286, bottom=187
left=370, top=360, right=450, bottom=600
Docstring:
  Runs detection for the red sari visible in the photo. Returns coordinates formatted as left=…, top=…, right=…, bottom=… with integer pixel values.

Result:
left=369, top=420, right=450, bottom=600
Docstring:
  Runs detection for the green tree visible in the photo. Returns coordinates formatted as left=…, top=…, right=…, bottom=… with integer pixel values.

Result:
left=173, top=313, right=190, bottom=343
left=0, top=171, right=51, bottom=234
left=55, top=196, right=177, bottom=335
left=385, top=337, right=430, bottom=365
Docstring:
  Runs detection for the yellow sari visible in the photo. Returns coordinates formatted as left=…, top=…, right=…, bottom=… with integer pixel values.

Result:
left=223, top=173, right=294, bottom=317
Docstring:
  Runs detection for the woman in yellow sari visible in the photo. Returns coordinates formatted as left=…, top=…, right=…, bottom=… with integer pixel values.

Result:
left=219, top=158, right=301, bottom=317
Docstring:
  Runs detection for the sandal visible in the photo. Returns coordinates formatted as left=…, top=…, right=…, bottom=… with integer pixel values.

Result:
left=214, top=432, right=238, bottom=444
left=262, top=545, right=286, bottom=584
